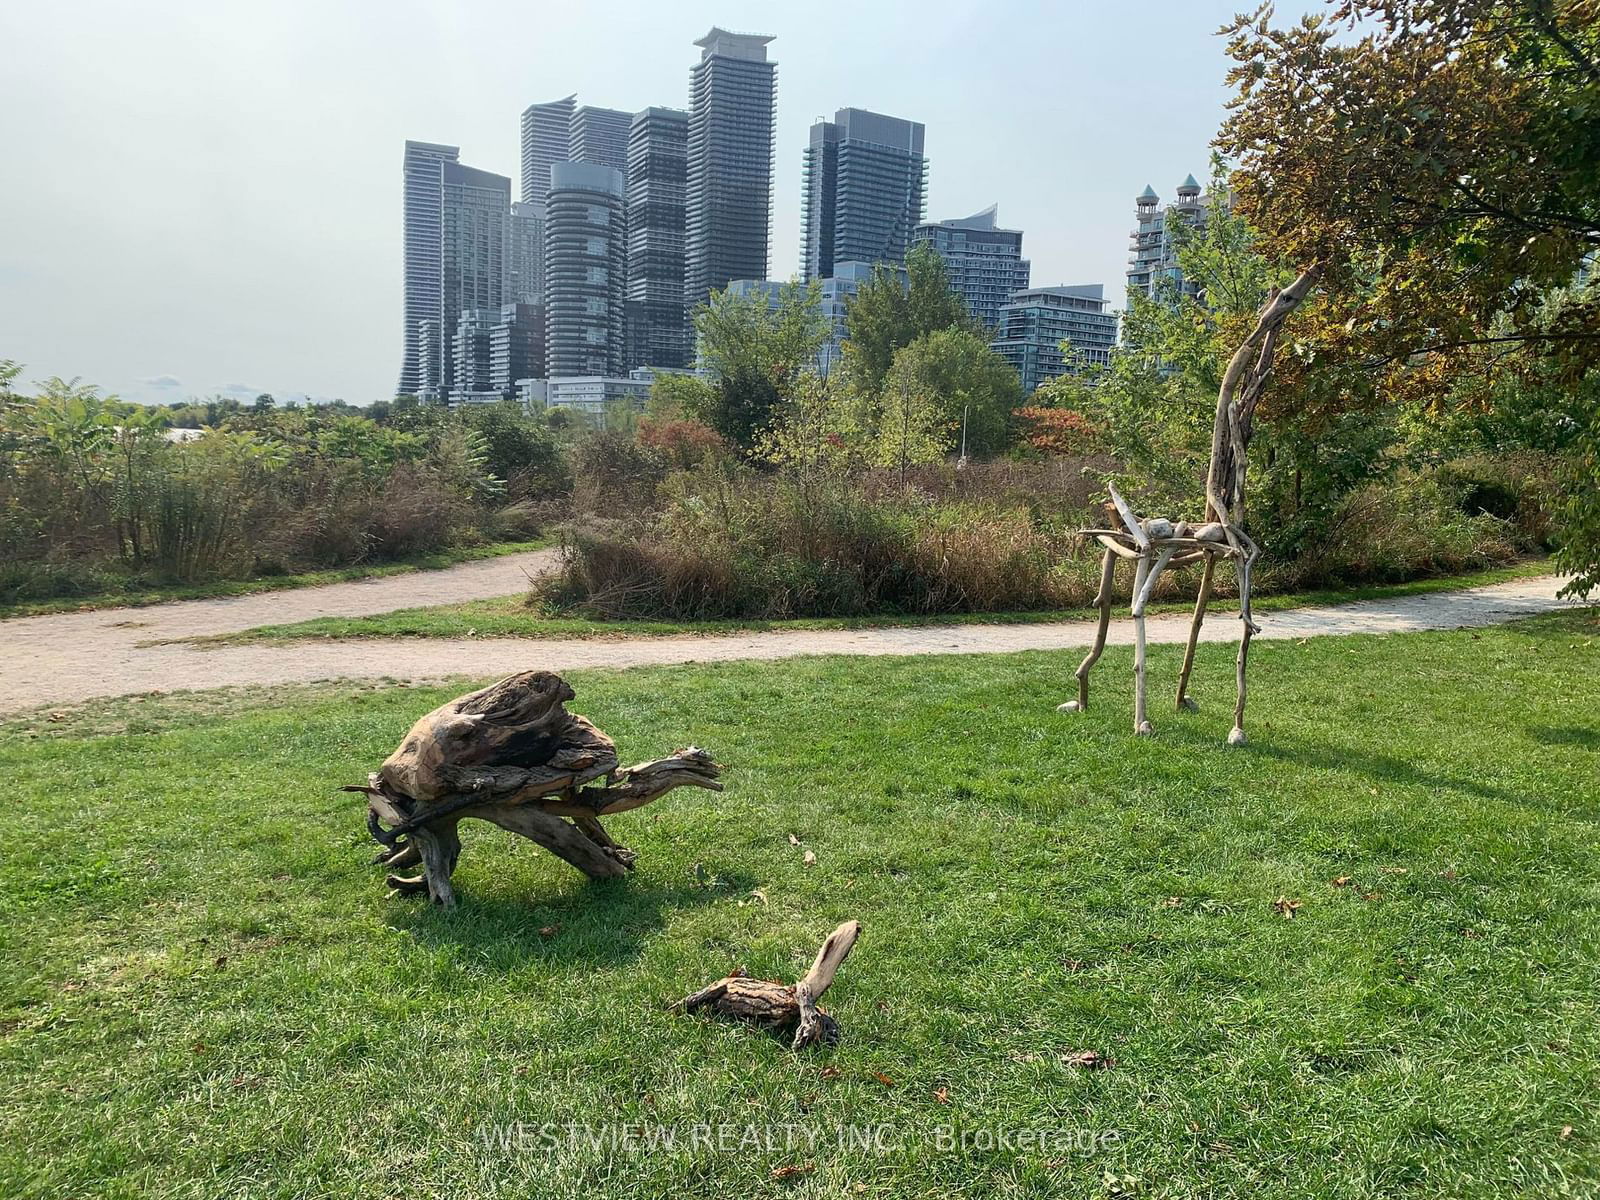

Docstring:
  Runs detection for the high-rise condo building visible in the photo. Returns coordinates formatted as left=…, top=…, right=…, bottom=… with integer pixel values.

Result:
left=490, top=303, right=545, bottom=395
left=910, top=205, right=1030, bottom=332
left=990, top=285, right=1119, bottom=394
left=1126, top=174, right=1205, bottom=306
left=509, top=200, right=545, bottom=305
left=520, top=95, right=576, bottom=204
left=570, top=106, right=632, bottom=176
left=626, top=106, right=690, bottom=370
left=452, top=308, right=500, bottom=401
left=398, top=141, right=511, bottom=398
left=545, top=161, right=626, bottom=378
left=685, top=27, right=777, bottom=309
left=801, top=108, right=926, bottom=281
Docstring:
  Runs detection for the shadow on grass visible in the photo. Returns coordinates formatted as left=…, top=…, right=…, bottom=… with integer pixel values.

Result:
left=1526, top=724, right=1600, bottom=750
left=1239, top=738, right=1513, bottom=804
left=389, top=865, right=758, bottom=972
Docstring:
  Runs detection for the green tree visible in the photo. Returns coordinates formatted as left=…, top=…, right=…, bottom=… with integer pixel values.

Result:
left=1217, top=0, right=1600, bottom=590
left=678, top=280, right=830, bottom=450
left=876, top=327, right=1023, bottom=462
left=841, top=245, right=975, bottom=396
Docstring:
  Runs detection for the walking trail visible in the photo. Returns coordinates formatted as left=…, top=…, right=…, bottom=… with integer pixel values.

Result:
left=0, top=550, right=1581, bottom=714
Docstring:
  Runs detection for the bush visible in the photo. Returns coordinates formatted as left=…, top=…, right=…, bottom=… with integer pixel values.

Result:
left=538, top=470, right=1099, bottom=621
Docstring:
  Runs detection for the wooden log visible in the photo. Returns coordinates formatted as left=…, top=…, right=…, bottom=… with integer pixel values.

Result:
left=352, top=672, right=721, bottom=906
left=677, top=921, right=862, bottom=1050
left=1131, top=553, right=1153, bottom=736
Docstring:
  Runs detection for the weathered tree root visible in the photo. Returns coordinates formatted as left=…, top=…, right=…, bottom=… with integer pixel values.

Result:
left=345, top=672, right=721, bottom=909
left=676, top=920, right=862, bottom=1050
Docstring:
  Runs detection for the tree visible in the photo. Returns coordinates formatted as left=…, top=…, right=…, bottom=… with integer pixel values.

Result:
left=1217, top=0, right=1600, bottom=590
left=841, top=245, right=975, bottom=396
left=876, top=328, right=1024, bottom=463
left=678, top=281, right=830, bottom=450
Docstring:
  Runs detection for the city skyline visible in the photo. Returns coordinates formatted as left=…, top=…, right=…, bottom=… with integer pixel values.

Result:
left=0, top=0, right=1309, bottom=406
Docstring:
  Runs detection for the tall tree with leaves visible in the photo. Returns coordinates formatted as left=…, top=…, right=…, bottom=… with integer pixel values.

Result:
left=841, top=245, right=976, bottom=396
left=672, top=280, right=830, bottom=450
left=1217, top=0, right=1600, bottom=591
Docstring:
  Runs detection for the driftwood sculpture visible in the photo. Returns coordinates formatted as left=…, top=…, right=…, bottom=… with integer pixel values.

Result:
left=1061, top=267, right=1320, bottom=744
left=676, top=920, right=862, bottom=1049
left=347, top=671, right=722, bottom=908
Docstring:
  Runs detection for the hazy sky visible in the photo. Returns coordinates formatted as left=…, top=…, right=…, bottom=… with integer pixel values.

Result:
left=0, top=0, right=1289, bottom=407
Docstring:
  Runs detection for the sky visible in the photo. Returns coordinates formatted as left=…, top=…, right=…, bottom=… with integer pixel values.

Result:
left=0, top=0, right=1290, bottom=407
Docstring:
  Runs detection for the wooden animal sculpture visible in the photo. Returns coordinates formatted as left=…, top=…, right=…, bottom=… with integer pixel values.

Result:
left=1060, top=267, right=1319, bottom=744
left=348, top=670, right=721, bottom=908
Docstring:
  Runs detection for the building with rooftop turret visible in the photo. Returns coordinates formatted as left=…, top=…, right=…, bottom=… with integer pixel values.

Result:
left=1126, top=174, right=1208, bottom=307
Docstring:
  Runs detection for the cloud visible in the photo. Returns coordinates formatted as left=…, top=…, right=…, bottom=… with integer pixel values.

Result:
left=139, top=374, right=183, bottom=389
left=218, top=382, right=261, bottom=396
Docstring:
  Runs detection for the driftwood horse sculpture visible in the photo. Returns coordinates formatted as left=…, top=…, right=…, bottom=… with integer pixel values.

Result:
left=1060, top=267, right=1320, bottom=744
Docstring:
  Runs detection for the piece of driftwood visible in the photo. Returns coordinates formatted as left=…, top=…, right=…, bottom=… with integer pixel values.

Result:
left=676, top=920, right=862, bottom=1050
left=346, top=671, right=722, bottom=908
left=1060, top=267, right=1318, bottom=745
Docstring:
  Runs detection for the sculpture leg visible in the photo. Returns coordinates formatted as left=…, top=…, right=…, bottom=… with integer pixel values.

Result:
left=1131, top=553, right=1153, bottom=736
left=1062, top=548, right=1116, bottom=713
left=1175, top=554, right=1216, bottom=713
left=1230, top=624, right=1253, bottom=746
left=410, top=820, right=462, bottom=908
left=1229, top=540, right=1258, bottom=745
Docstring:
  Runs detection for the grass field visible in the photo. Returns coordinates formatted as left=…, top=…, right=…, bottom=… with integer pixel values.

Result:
left=0, top=540, right=548, bottom=620
left=2, top=610, right=1597, bottom=1197
left=199, top=559, right=1554, bottom=644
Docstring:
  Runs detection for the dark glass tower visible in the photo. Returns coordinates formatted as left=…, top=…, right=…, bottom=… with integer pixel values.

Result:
left=801, top=108, right=926, bottom=281
left=684, top=28, right=776, bottom=310
left=626, top=107, right=689, bottom=369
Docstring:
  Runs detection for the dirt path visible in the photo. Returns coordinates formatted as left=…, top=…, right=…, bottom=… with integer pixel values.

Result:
left=0, top=563, right=1581, bottom=714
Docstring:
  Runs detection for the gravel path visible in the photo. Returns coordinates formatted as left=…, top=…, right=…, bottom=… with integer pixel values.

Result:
left=0, top=563, right=1580, bottom=714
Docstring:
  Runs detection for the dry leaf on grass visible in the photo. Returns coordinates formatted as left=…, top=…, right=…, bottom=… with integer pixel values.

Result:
left=820, top=1066, right=841, bottom=1080
left=1272, top=896, right=1302, bottom=918
left=934, top=1086, right=951, bottom=1104
left=1332, top=876, right=1353, bottom=887
left=871, top=1071, right=896, bottom=1087
left=788, top=833, right=800, bottom=846
left=803, top=850, right=817, bottom=867
left=1060, top=1049, right=1115, bottom=1070
left=538, top=924, right=561, bottom=938
left=770, top=1162, right=814, bottom=1180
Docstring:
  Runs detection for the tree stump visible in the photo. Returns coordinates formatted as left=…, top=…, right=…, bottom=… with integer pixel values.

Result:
left=347, top=671, right=722, bottom=908
left=676, top=921, right=862, bottom=1050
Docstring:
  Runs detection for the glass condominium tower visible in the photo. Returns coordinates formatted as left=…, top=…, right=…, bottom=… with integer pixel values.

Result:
left=801, top=107, right=926, bottom=281
left=398, top=141, right=511, bottom=398
left=545, top=161, right=627, bottom=378
left=685, top=27, right=776, bottom=309
left=570, top=105, right=631, bottom=175
left=910, top=205, right=1031, bottom=332
left=520, top=95, right=576, bottom=204
left=627, top=106, right=690, bottom=369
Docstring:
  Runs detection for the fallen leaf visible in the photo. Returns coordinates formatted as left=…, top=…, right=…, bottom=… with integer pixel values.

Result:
left=1272, top=896, right=1302, bottom=919
left=1162, top=896, right=1184, bottom=909
left=871, top=1071, right=896, bottom=1087
left=744, top=888, right=768, bottom=906
left=47, top=711, right=67, bottom=723
left=1378, top=866, right=1408, bottom=876
left=538, top=924, right=561, bottom=938
left=803, top=850, right=817, bottom=867
left=1060, top=1049, right=1115, bottom=1070
left=770, top=1162, right=814, bottom=1180
left=1560, top=1125, right=1574, bottom=1140
left=1332, top=876, right=1353, bottom=888
left=934, top=1086, right=950, bottom=1104
left=820, top=1066, right=841, bottom=1080
left=788, top=833, right=800, bottom=846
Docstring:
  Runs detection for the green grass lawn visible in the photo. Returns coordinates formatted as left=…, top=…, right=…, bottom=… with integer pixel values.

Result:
left=201, top=558, right=1554, bottom=644
left=0, top=540, right=549, bottom=620
left=2, top=611, right=1597, bottom=1198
